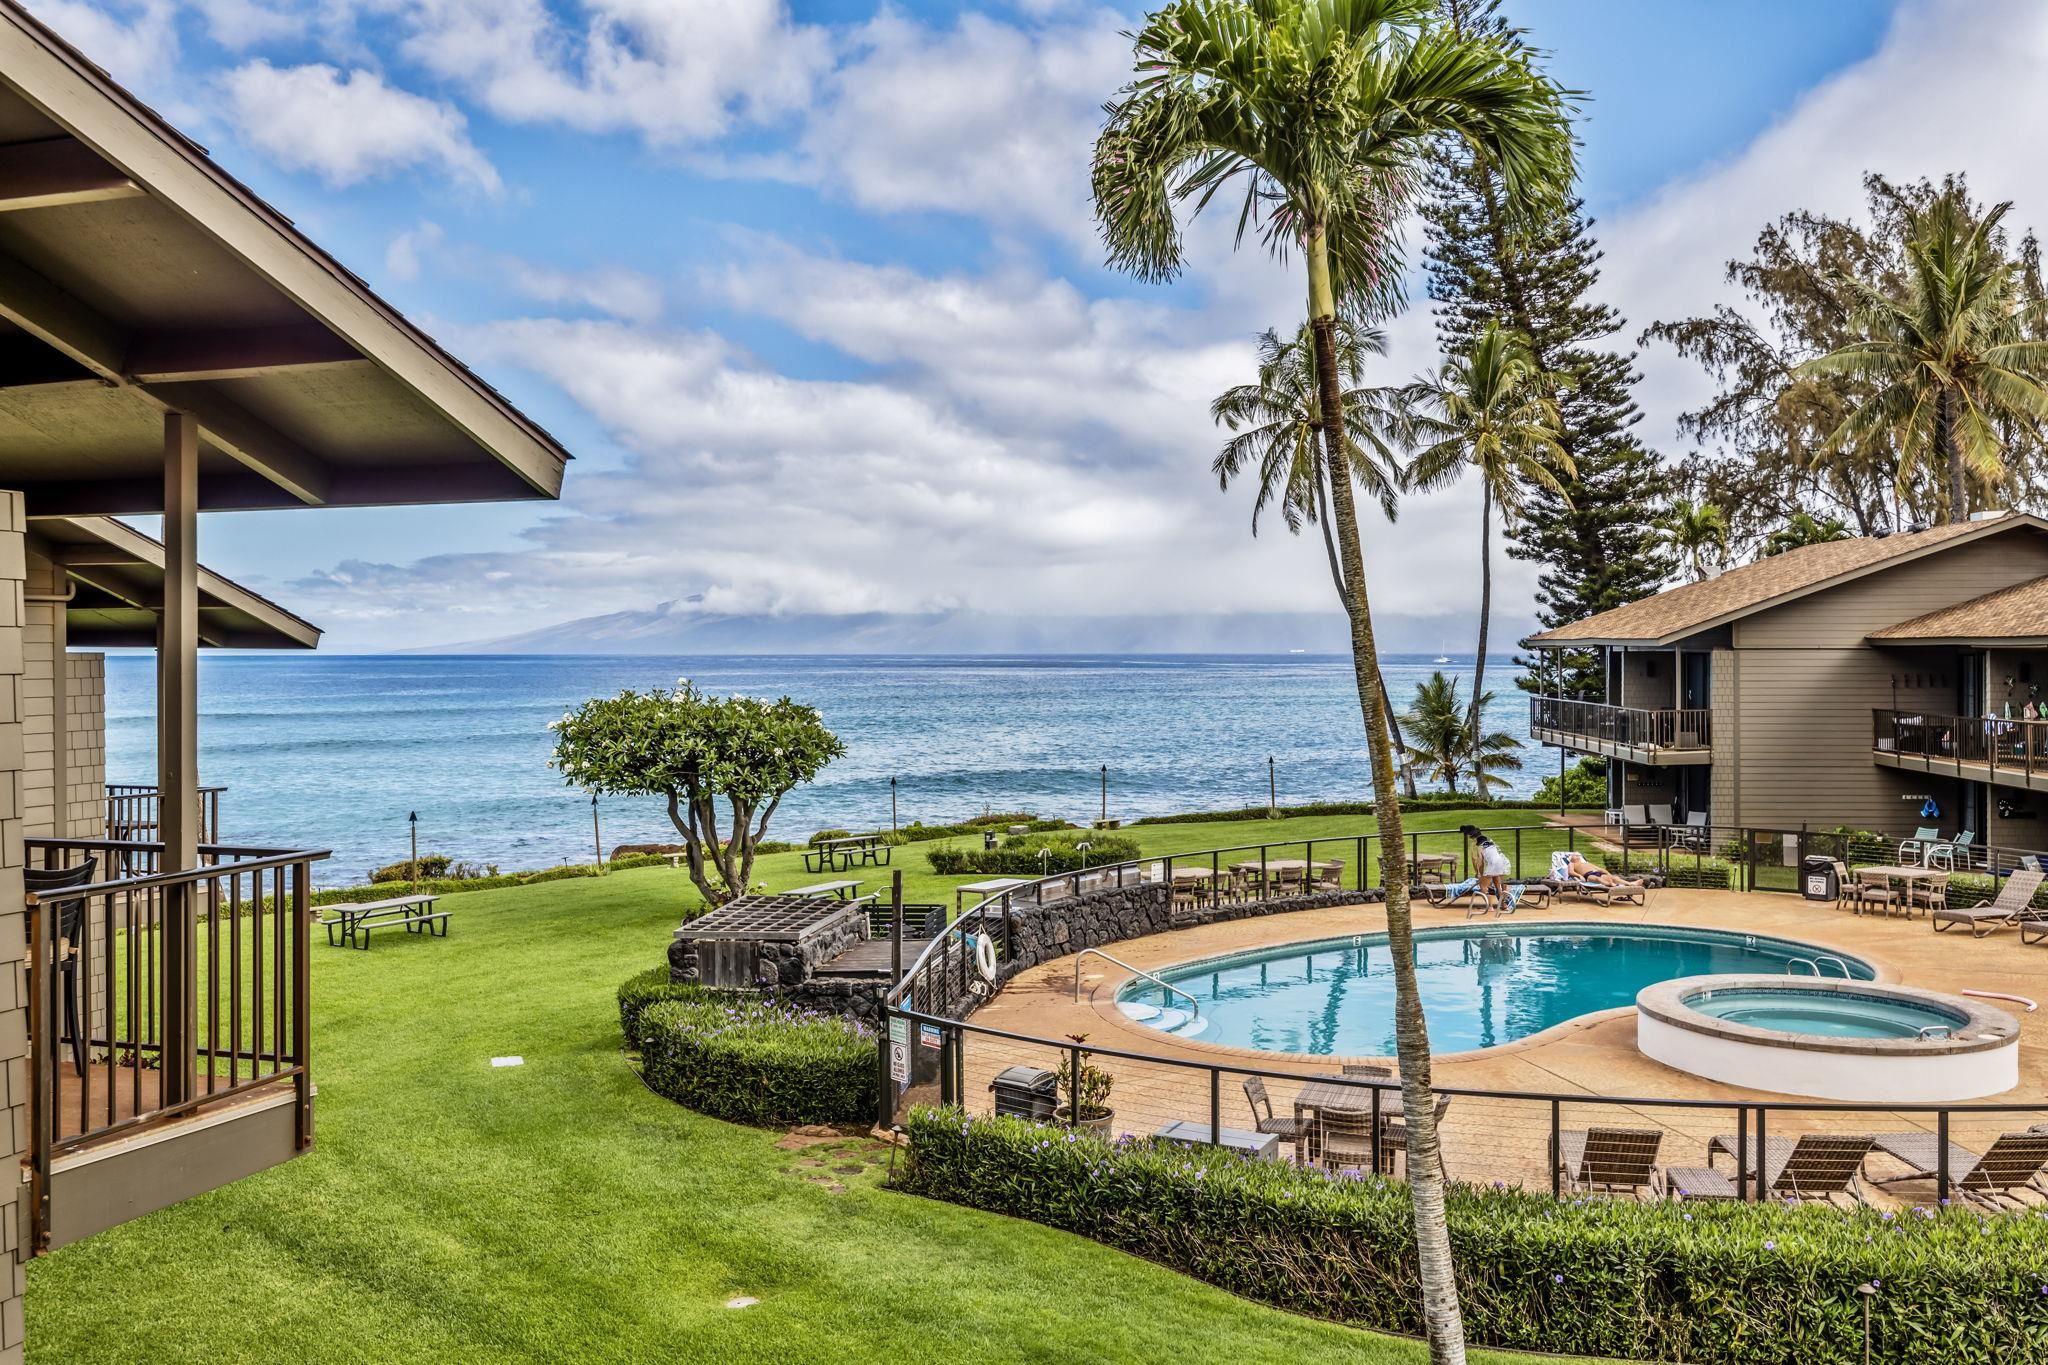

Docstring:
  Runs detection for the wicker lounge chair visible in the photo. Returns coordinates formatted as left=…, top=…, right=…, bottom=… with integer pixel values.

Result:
left=1557, top=1127, right=1663, bottom=1197
left=1547, top=851, right=1649, bottom=907
left=1241, top=1077, right=1309, bottom=1155
left=1711, top=1133, right=1873, bottom=1205
left=1340, top=1063, right=1393, bottom=1079
left=1931, top=867, right=2045, bottom=936
left=1872, top=1130, right=2048, bottom=1209
left=1660, top=1164, right=1738, bottom=1201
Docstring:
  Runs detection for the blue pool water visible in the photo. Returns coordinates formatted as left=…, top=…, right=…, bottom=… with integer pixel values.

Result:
left=1683, top=987, right=1960, bottom=1040
left=1116, top=925, right=1875, bottom=1056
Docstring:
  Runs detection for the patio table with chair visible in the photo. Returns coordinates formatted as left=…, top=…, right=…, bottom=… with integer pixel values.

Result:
left=1848, top=864, right=1945, bottom=918
left=1228, top=858, right=1343, bottom=896
left=1291, top=1075, right=1446, bottom=1175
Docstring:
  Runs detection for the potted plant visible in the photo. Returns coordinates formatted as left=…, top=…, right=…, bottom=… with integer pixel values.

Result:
left=1055, top=1032, right=1114, bottom=1134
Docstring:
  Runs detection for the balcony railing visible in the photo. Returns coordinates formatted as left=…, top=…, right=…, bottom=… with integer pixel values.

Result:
left=1873, top=708, right=2048, bottom=786
left=1528, top=697, right=1711, bottom=753
left=104, top=783, right=225, bottom=847
left=22, top=836, right=328, bottom=1252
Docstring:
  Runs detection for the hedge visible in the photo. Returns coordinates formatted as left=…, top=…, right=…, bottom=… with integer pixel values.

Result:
left=1131, top=797, right=1599, bottom=826
left=313, top=854, right=672, bottom=907
left=633, top=993, right=877, bottom=1128
left=927, top=830, right=1143, bottom=876
left=901, top=1108, right=2048, bottom=1364
left=617, top=965, right=704, bottom=1044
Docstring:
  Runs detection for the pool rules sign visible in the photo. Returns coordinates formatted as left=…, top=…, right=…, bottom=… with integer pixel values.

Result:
left=888, top=1017, right=910, bottom=1085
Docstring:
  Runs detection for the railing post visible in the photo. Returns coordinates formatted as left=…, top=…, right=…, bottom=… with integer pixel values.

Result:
left=1370, top=1084, right=1382, bottom=1175
left=1549, top=1099, right=1561, bottom=1197
left=939, top=1027, right=956, bottom=1107
left=1066, top=1042, right=1082, bottom=1129
left=292, top=859, right=312, bottom=1149
left=1752, top=1106, right=1766, bottom=1201
left=25, top=900, right=48, bottom=1253
left=1936, top=1109, right=1951, bottom=1204
left=1209, top=1068, right=1221, bottom=1146
left=875, top=1004, right=893, bottom=1129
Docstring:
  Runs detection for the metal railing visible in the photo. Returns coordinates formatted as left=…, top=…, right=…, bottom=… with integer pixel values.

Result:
left=1530, top=697, right=1711, bottom=751
left=1874, top=708, right=2048, bottom=786
left=104, top=783, right=226, bottom=849
left=882, top=819, right=2048, bottom=1209
left=1071, top=947, right=1199, bottom=1014
left=22, top=835, right=328, bottom=1253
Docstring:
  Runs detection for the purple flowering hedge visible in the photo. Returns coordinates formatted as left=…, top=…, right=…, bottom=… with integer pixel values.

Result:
left=620, top=970, right=876, bottom=1127
left=901, top=1107, right=2048, bottom=1364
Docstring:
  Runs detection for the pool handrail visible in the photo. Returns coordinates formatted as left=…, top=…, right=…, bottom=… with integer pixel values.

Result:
left=1072, top=946, right=1200, bottom=1016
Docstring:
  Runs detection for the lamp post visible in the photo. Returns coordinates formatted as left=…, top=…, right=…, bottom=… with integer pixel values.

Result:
left=1099, top=764, right=1107, bottom=825
left=408, top=810, right=419, bottom=890
left=1857, top=1281, right=1878, bottom=1365
left=1268, top=754, right=1277, bottom=815
left=890, top=776, right=898, bottom=835
left=591, top=792, right=604, bottom=874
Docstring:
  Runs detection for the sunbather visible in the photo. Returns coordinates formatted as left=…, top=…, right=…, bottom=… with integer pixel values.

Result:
left=1561, top=850, right=1644, bottom=890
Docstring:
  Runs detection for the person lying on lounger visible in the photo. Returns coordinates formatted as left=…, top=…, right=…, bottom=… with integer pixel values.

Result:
left=1561, top=851, right=1644, bottom=890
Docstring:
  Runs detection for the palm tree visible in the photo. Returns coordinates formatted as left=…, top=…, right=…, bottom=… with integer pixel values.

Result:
left=1094, top=6, right=1572, bottom=1355
left=1400, top=671, right=1470, bottom=795
left=1401, top=321, right=1572, bottom=734
left=1462, top=699, right=1525, bottom=798
left=1212, top=318, right=1422, bottom=795
left=1805, top=186, right=2048, bottom=522
left=1654, top=498, right=1729, bottom=583
left=1759, top=510, right=1850, bottom=557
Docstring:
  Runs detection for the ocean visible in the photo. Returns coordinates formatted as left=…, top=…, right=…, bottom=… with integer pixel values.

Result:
left=103, top=653, right=1546, bottom=886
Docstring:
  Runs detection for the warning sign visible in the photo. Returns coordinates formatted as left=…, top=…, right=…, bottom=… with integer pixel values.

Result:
left=889, top=1040, right=910, bottom=1084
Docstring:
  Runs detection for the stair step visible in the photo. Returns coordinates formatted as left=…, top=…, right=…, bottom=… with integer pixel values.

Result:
left=1117, top=1001, right=1163, bottom=1023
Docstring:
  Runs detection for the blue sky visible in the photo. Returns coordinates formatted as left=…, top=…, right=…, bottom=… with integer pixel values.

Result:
left=31, top=0, right=2035, bottom=650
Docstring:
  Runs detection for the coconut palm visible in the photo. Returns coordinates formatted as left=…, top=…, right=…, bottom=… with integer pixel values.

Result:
left=1654, top=498, right=1729, bottom=583
left=1094, top=5, right=1572, bottom=1355
left=1805, top=187, right=2048, bottom=522
left=1400, top=671, right=1471, bottom=795
left=1212, top=318, right=1422, bottom=794
left=1759, top=510, right=1850, bottom=558
left=1401, top=321, right=1572, bottom=733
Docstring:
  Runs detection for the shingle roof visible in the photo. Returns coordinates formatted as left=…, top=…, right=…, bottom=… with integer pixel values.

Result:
left=1869, top=574, right=2048, bottom=644
left=1526, top=514, right=2048, bottom=647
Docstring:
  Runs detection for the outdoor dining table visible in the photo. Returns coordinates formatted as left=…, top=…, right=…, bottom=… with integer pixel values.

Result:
left=1292, top=1075, right=1420, bottom=1171
left=1413, top=852, right=1459, bottom=884
left=1851, top=864, right=1944, bottom=917
left=1229, top=858, right=1339, bottom=892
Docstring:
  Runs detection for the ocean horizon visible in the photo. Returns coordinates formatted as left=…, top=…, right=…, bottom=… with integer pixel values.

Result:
left=104, top=652, right=1549, bottom=886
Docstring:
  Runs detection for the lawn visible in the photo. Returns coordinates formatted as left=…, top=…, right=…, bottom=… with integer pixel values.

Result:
left=28, top=809, right=1588, bottom=1364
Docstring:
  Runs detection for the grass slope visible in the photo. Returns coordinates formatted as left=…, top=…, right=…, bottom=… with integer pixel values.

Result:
left=29, top=812, right=1579, bottom=1364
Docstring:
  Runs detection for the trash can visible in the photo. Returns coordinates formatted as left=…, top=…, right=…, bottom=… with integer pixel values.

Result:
left=989, top=1065, right=1058, bottom=1121
left=983, top=830, right=999, bottom=851
left=1801, top=855, right=1838, bottom=902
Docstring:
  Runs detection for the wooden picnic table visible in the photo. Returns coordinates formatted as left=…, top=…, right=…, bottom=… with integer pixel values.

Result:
left=805, top=834, right=892, bottom=873
left=322, top=892, right=446, bottom=950
left=788, top=880, right=864, bottom=901
left=955, top=877, right=1030, bottom=912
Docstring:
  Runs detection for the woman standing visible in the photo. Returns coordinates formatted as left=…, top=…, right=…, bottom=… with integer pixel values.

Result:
left=1461, top=824, right=1515, bottom=911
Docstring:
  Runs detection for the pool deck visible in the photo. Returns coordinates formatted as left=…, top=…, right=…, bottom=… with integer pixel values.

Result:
left=955, top=888, right=2048, bottom=1199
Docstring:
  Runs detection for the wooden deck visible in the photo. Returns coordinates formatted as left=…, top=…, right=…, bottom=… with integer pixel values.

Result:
left=47, top=1057, right=293, bottom=1144
left=816, top=939, right=931, bottom=980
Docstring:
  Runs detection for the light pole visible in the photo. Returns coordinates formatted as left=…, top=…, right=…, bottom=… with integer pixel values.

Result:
left=1857, top=1282, right=1878, bottom=1365
left=408, top=810, right=419, bottom=890
left=890, top=776, right=898, bottom=835
left=591, top=792, right=604, bottom=874
left=1268, top=754, right=1277, bottom=814
left=1099, top=764, right=1107, bottom=825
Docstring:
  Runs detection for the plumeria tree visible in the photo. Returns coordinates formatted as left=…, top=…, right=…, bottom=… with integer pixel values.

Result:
left=551, top=683, right=844, bottom=907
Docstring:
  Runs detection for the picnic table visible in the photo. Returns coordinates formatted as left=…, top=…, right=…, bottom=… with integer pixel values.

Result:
left=1851, top=864, right=1944, bottom=917
left=804, top=834, right=892, bottom=874
left=954, top=877, right=1030, bottom=912
left=788, top=880, right=866, bottom=902
left=1228, top=858, right=1341, bottom=892
left=323, top=892, right=448, bottom=951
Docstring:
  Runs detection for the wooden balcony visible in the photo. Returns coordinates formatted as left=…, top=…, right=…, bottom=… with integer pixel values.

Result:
left=1872, top=708, right=2048, bottom=794
left=24, top=838, right=327, bottom=1251
left=1528, top=698, right=1713, bottom=766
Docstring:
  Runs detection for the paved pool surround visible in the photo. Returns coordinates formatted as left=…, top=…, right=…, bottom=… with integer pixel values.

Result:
left=1636, top=975, right=2021, bottom=1102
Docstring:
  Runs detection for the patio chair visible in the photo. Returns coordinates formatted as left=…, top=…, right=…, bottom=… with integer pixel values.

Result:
left=1763, top=1134, right=1875, bottom=1205
left=1932, top=867, right=2045, bottom=936
left=1557, top=1127, right=1663, bottom=1197
left=1312, top=859, right=1346, bottom=893
left=1910, top=870, right=1951, bottom=917
left=1873, top=1130, right=2048, bottom=1209
left=1929, top=830, right=1977, bottom=870
left=24, top=858, right=96, bottom=1079
left=1899, top=826, right=1941, bottom=865
left=1826, top=858, right=1860, bottom=912
left=1664, top=811, right=1711, bottom=851
left=1847, top=866, right=1911, bottom=917
left=1241, top=1076, right=1309, bottom=1155
left=1340, top=1063, right=1393, bottom=1079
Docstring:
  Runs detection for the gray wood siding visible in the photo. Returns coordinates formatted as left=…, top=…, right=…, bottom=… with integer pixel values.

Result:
left=1618, top=650, right=1676, bottom=708
left=1734, top=534, right=2048, bottom=648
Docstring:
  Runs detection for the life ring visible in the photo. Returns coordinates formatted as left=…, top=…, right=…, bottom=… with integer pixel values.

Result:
left=972, top=931, right=998, bottom=983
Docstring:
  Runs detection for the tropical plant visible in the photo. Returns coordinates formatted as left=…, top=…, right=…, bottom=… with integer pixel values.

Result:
left=1653, top=497, right=1730, bottom=582
left=1804, top=184, right=2048, bottom=522
left=1093, top=7, right=1572, bottom=1352
left=1399, top=671, right=1521, bottom=796
left=1055, top=1033, right=1114, bottom=1121
left=1401, top=320, right=1572, bottom=728
left=1212, top=316, right=1420, bottom=794
left=1758, top=510, right=1850, bottom=557
left=550, top=684, right=844, bottom=907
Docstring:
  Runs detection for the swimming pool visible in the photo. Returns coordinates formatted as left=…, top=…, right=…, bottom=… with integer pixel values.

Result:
left=1114, top=924, right=1874, bottom=1056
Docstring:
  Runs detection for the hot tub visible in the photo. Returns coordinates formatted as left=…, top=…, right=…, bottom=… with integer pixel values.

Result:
left=1635, top=976, right=2021, bottom=1101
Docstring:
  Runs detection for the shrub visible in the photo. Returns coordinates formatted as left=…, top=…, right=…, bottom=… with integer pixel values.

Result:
left=368, top=853, right=486, bottom=883
left=617, top=966, right=708, bottom=1045
left=807, top=829, right=852, bottom=847
left=926, top=831, right=1143, bottom=876
left=901, top=1107, right=2048, bottom=1364
left=1534, top=756, right=1608, bottom=809
left=1131, top=797, right=1594, bottom=825
left=636, top=995, right=876, bottom=1127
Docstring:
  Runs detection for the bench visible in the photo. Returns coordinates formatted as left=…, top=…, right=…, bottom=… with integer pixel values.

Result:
left=323, top=894, right=448, bottom=950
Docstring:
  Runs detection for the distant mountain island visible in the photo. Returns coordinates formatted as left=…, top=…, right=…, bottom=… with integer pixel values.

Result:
left=423, top=599, right=1535, bottom=656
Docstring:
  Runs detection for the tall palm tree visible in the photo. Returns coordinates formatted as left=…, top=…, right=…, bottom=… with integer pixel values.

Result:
left=1094, top=5, right=1572, bottom=1356
left=1805, top=187, right=2048, bottom=522
left=1400, top=670, right=1470, bottom=795
left=1759, top=510, right=1850, bottom=558
left=1401, top=321, right=1572, bottom=734
left=1653, top=498, right=1729, bottom=583
left=1212, top=318, right=1423, bottom=795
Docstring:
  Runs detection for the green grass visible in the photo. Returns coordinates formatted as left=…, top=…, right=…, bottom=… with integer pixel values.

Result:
left=28, top=810, right=1583, bottom=1364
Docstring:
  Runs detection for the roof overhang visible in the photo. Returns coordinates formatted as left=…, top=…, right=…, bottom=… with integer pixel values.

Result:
left=0, top=1, right=569, bottom=517
left=1868, top=635, right=2048, bottom=649
left=33, top=516, right=319, bottom=648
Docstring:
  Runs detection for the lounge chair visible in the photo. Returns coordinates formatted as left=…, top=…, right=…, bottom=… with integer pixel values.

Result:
left=1340, top=1063, right=1393, bottom=1079
left=1718, top=1134, right=1873, bottom=1206
left=1420, top=878, right=1500, bottom=917
left=1932, top=867, right=2046, bottom=936
left=1241, top=1076, right=1309, bottom=1155
left=1660, top=1164, right=1738, bottom=1201
left=1547, top=851, right=1649, bottom=907
left=1872, top=1130, right=2048, bottom=1209
left=1557, top=1127, right=1663, bottom=1197
left=1900, top=826, right=1941, bottom=865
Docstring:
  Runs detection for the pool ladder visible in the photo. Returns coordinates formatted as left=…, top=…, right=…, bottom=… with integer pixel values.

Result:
left=1073, top=947, right=1200, bottom=1017
left=1785, top=955, right=1854, bottom=978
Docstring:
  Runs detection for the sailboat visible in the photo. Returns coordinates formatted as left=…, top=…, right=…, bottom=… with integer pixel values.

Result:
left=1433, top=639, right=1451, bottom=664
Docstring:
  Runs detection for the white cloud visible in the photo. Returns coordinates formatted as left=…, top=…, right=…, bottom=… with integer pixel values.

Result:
left=22, top=0, right=179, bottom=86
left=220, top=60, right=502, bottom=194
left=383, top=219, right=443, bottom=282
left=382, top=219, right=661, bottom=321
